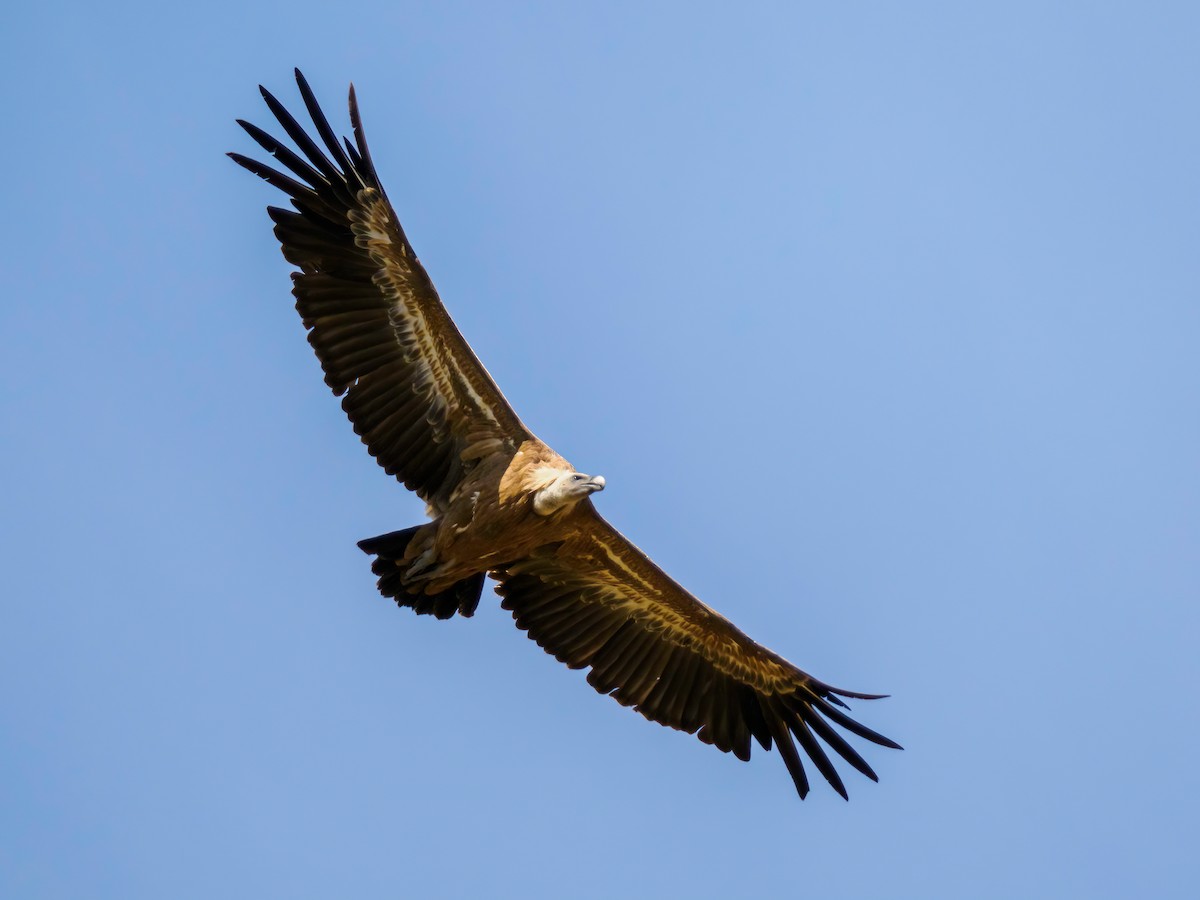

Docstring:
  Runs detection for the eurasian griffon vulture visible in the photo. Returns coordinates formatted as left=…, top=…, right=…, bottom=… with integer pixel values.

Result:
left=230, top=70, right=901, bottom=800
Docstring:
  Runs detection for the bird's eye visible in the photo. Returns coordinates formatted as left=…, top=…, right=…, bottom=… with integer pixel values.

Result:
left=571, top=474, right=584, bottom=481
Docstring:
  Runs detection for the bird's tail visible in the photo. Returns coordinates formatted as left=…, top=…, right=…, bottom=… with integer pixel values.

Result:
left=357, top=526, right=485, bottom=620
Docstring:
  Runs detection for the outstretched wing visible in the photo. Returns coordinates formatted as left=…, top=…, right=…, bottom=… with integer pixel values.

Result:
left=492, top=508, right=901, bottom=799
left=230, top=70, right=531, bottom=513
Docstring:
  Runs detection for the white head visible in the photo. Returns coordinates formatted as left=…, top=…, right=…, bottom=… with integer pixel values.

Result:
left=532, top=470, right=606, bottom=516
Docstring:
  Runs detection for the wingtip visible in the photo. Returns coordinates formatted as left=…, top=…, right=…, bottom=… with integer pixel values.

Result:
left=226, top=151, right=257, bottom=172
left=817, top=767, right=849, bottom=801
left=830, top=689, right=891, bottom=701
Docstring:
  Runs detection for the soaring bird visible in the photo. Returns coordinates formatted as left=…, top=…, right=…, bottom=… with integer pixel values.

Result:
left=230, top=70, right=901, bottom=800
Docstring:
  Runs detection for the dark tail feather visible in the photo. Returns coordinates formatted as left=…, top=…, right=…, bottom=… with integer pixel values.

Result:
left=357, top=526, right=422, bottom=558
left=357, top=527, right=485, bottom=620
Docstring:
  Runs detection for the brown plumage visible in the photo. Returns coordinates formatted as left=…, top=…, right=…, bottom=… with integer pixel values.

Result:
left=231, top=69, right=901, bottom=800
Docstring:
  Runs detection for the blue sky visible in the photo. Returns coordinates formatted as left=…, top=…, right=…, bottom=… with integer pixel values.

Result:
left=3, top=2, right=1198, bottom=897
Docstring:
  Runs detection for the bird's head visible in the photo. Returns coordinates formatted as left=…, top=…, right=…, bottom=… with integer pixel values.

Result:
left=532, top=469, right=606, bottom=515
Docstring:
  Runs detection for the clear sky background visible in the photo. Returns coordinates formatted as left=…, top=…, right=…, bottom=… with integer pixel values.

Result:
left=3, top=2, right=1198, bottom=897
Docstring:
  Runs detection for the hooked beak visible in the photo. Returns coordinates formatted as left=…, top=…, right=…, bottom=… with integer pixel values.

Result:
left=585, top=475, right=606, bottom=493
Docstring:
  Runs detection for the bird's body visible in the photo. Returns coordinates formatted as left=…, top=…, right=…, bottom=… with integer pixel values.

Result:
left=387, top=439, right=590, bottom=598
left=231, top=70, right=901, bottom=800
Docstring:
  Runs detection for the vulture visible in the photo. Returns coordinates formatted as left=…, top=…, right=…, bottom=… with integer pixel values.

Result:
left=230, top=70, right=901, bottom=801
